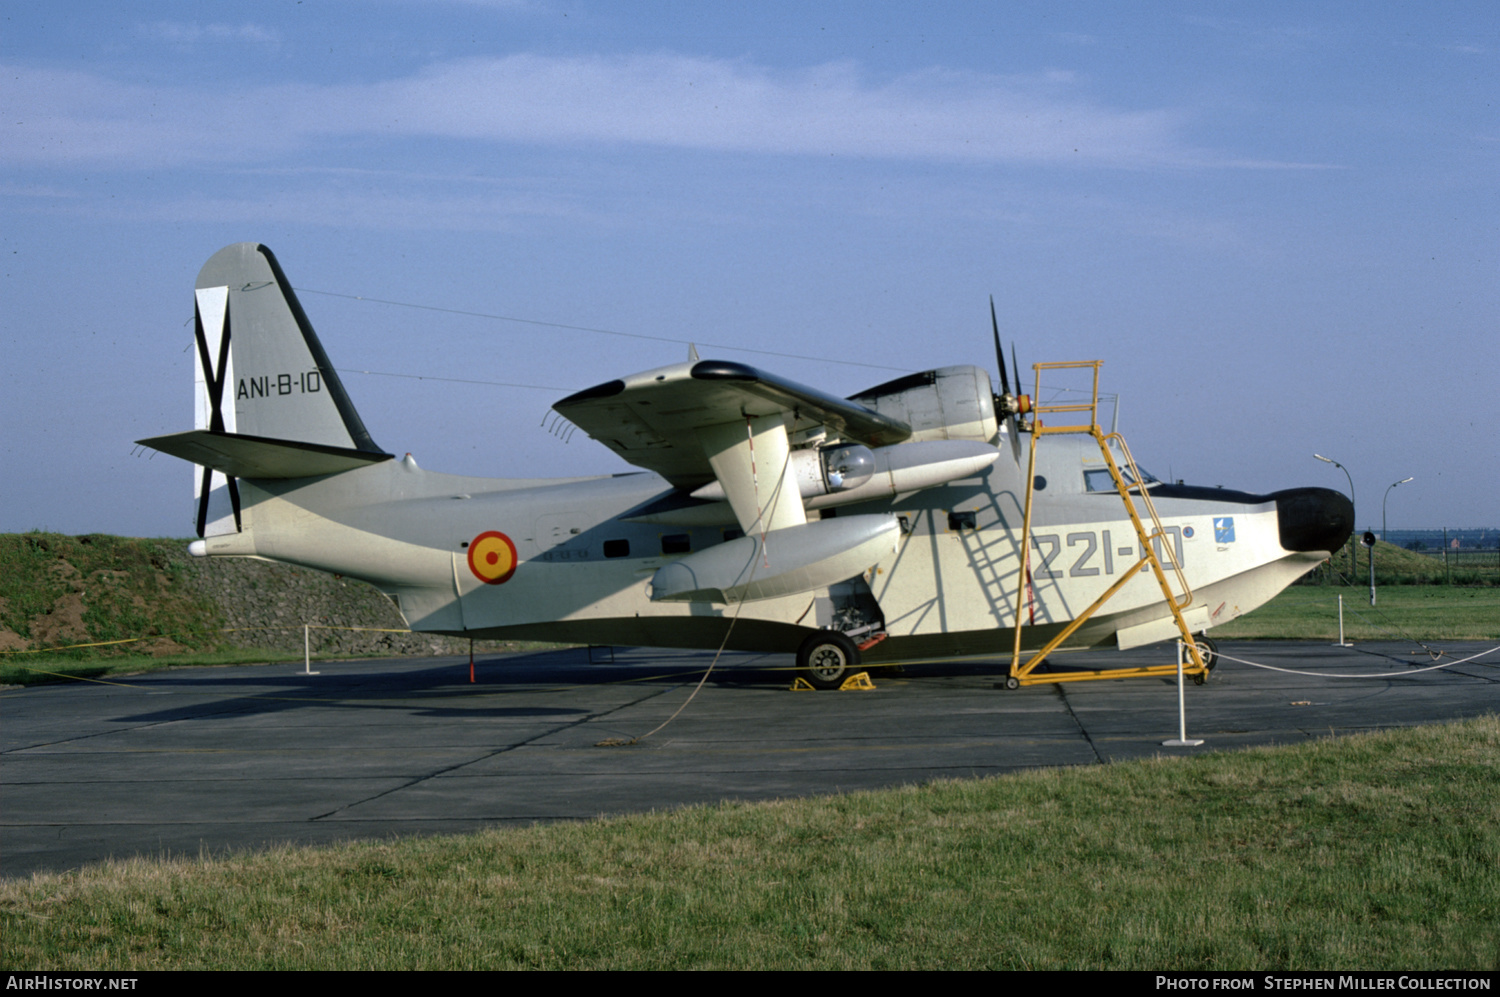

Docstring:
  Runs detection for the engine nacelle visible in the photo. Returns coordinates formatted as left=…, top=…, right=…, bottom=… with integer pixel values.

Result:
left=804, top=439, right=998, bottom=510
left=690, top=439, right=999, bottom=510
left=847, top=365, right=998, bottom=444
left=692, top=444, right=877, bottom=502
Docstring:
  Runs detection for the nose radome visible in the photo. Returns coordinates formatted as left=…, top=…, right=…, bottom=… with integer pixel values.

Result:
left=1273, top=487, right=1354, bottom=554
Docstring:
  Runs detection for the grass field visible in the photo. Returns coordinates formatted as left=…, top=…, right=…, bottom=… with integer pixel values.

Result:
left=0, top=532, right=562, bottom=686
left=1214, top=585, right=1500, bottom=642
left=2, top=717, right=1496, bottom=970
left=0, top=534, right=223, bottom=662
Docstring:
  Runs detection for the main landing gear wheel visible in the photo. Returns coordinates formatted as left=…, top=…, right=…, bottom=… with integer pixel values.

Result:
left=797, top=631, right=861, bottom=691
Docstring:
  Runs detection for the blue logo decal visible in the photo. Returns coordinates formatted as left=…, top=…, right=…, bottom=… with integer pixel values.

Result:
left=1214, top=517, right=1235, bottom=543
left=1183, top=526, right=1195, bottom=539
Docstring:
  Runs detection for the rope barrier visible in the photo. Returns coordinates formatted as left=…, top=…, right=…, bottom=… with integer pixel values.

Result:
left=1217, top=643, right=1500, bottom=680
left=1319, top=566, right=1451, bottom=657
left=0, top=623, right=446, bottom=685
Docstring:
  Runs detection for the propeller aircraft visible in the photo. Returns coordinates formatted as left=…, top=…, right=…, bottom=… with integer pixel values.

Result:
left=138, top=244, right=1354, bottom=689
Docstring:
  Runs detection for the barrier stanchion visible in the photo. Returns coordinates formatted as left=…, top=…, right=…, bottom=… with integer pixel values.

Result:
left=303, top=624, right=319, bottom=675
left=1163, top=641, right=1204, bottom=747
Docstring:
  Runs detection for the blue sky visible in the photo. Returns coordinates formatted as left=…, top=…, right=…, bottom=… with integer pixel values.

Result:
left=3, top=1, right=1495, bottom=536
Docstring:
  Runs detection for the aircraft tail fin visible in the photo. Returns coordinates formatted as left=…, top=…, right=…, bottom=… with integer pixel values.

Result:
left=192, top=243, right=380, bottom=450
left=169, top=243, right=387, bottom=537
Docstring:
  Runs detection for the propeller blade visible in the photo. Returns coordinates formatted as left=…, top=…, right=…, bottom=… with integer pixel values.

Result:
left=989, top=296, right=1012, bottom=397
left=987, top=297, right=1025, bottom=466
left=1012, top=343, right=1024, bottom=399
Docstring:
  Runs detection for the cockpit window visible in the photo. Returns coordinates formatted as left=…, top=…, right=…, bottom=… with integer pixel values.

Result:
left=1084, top=466, right=1160, bottom=493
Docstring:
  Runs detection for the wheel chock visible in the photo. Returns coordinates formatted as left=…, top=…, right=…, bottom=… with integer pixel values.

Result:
left=790, top=672, right=876, bottom=691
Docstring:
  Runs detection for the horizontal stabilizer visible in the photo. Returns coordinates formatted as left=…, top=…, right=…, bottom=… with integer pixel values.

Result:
left=137, top=429, right=393, bottom=480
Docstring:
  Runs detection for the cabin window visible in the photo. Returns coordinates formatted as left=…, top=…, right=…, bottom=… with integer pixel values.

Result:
left=723, top=528, right=744, bottom=542
left=1084, top=466, right=1160, bottom=493
left=661, top=533, right=691, bottom=555
left=1084, top=470, right=1113, bottom=492
left=947, top=510, right=977, bottom=532
left=603, top=539, right=631, bottom=558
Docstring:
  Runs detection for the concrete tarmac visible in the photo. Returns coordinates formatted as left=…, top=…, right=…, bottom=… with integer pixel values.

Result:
left=4, top=640, right=1497, bottom=879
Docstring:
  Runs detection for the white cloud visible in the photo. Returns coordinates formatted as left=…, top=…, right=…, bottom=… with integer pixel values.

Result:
left=150, top=188, right=604, bottom=232
left=348, top=55, right=1194, bottom=166
left=0, top=65, right=301, bottom=167
left=0, top=181, right=82, bottom=198
left=1182, top=16, right=1320, bottom=53
left=138, top=21, right=281, bottom=47
left=1, top=53, right=1243, bottom=171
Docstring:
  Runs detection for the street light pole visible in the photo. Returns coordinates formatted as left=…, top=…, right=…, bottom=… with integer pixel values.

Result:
left=1383, top=477, right=1413, bottom=542
left=1314, top=454, right=1357, bottom=576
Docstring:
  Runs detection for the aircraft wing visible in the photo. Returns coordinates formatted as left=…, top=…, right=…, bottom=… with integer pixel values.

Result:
left=553, top=359, right=911, bottom=489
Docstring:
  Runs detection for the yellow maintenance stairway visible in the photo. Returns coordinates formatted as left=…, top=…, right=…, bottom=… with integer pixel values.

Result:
left=1005, top=360, right=1209, bottom=689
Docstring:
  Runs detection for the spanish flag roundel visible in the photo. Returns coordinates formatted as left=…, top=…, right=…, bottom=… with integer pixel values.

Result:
left=467, top=530, right=518, bottom=585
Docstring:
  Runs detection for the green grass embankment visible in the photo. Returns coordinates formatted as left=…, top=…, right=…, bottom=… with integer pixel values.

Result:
left=0, top=533, right=230, bottom=684
left=1313, top=537, right=1498, bottom=587
left=1, top=533, right=559, bottom=686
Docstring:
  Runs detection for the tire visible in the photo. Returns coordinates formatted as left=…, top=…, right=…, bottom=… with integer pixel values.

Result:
left=1193, top=634, right=1219, bottom=671
left=797, top=631, right=860, bottom=690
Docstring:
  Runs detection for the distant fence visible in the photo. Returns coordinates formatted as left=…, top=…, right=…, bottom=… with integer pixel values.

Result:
left=1377, top=528, right=1499, bottom=581
left=1308, top=527, right=1500, bottom=585
left=1378, top=527, right=1498, bottom=551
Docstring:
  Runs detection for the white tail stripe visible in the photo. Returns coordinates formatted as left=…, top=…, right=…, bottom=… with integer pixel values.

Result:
left=192, top=285, right=239, bottom=536
left=193, top=286, right=233, bottom=433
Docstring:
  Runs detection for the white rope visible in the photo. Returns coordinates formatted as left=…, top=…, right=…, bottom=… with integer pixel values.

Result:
left=1218, top=643, right=1500, bottom=679
left=626, top=418, right=792, bottom=743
